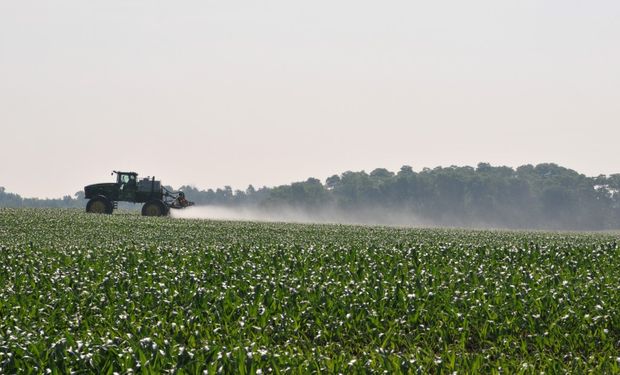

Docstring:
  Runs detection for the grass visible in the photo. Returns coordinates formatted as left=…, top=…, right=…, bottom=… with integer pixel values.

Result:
left=0, top=208, right=619, bottom=373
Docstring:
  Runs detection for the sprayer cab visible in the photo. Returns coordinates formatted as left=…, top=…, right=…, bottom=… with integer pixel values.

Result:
left=84, top=171, right=194, bottom=216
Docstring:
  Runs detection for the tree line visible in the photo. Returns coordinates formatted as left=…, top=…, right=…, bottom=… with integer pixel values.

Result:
left=0, top=187, right=84, bottom=208
left=178, top=163, right=620, bottom=230
left=2, top=163, right=619, bottom=230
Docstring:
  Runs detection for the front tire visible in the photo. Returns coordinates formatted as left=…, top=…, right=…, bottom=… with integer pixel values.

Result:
left=142, top=200, right=167, bottom=217
left=86, top=196, right=113, bottom=214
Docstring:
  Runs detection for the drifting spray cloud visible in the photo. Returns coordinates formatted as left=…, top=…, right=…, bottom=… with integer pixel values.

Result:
left=170, top=204, right=433, bottom=227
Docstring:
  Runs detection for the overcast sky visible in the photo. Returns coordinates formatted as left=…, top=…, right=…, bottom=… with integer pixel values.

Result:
left=1, top=1, right=619, bottom=198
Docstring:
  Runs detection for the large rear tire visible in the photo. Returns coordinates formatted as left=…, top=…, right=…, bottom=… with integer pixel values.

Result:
left=86, top=196, right=113, bottom=214
left=142, top=200, right=167, bottom=217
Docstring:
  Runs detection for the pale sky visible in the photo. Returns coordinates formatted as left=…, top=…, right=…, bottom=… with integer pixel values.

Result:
left=1, top=1, right=619, bottom=198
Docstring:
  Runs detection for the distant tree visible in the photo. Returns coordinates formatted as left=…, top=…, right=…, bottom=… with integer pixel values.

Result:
left=398, top=165, right=414, bottom=175
left=325, top=175, right=341, bottom=190
left=476, top=162, right=492, bottom=172
left=370, top=168, right=394, bottom=179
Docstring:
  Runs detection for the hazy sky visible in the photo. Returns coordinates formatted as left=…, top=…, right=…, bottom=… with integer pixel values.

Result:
left=1, top=1, right=619, bottom=198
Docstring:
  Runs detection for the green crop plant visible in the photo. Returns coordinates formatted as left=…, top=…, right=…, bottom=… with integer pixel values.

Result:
left=0, top=208, right=619, bottom=373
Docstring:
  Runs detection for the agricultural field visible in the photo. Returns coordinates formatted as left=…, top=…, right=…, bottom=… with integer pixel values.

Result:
left=1, top=209, right=619, bottom=373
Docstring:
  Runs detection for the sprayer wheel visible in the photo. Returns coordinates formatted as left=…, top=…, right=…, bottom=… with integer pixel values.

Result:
left=86, top=196, right=113, bottom=214
left=142, top=200, right=166, bottom=217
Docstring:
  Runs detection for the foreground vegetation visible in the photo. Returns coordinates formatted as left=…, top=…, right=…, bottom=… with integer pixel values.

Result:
left=1, top=209, right=619, bottom=373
